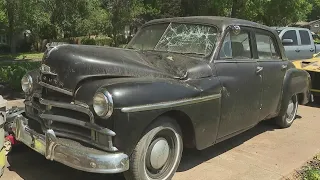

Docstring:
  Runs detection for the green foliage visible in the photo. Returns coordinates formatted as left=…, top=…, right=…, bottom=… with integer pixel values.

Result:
left=81, top=38, right=96, bottom=45
left=0, top=52, right=43, bottom=60
left=0, top=61, right=41, bottom=90
left=303, top=167, right=320, bottom=180
left=0, top=0, right=319, bottom=53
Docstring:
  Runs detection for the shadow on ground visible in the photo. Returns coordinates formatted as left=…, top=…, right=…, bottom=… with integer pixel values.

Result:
left=6, top=120, right=280, bottom=180
left=0, top=83, right=24, bottom=100
left=306, top=102, right=320, bottom=108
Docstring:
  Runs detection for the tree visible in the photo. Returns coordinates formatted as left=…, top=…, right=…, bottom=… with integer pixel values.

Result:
left=0, top=0, right=50, bottom=53
left=76, top=0, right=111, bottom=37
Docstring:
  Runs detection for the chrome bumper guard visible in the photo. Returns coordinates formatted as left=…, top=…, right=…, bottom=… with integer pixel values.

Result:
left=13, top=115, right=129, bottom=174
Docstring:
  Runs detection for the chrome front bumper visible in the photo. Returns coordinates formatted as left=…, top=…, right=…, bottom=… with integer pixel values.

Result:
left=13, top=115, right=129, bottom=174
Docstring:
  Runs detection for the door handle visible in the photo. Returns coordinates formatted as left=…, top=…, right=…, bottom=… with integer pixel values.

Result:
left=281, top=64, right=288, bottom=70
left=256, top=66, right=263, bottom=74
left=310, top=48, right=315, bottom=52
left=295, top=49, right=300, bottom=52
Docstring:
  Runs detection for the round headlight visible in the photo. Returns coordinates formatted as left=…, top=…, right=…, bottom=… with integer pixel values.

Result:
left=93, top=90, right=113, bottom=118
left=21, top=74, right=33, bottom=93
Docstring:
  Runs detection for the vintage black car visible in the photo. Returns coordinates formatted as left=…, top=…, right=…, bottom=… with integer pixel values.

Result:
left=14, top=16, right=311, bottom=180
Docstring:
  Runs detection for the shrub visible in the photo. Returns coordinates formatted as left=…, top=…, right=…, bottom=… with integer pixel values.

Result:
left=81, top=38, right=96, bottom=45
left=0, top=61, right=41, bottom=91
left=51, top=36, right=113, bottom=47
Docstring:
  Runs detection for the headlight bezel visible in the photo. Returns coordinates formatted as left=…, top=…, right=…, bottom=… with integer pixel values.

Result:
left=21, top=74, right=33, bottom=94
left=93, top=89, right=114, bottom=119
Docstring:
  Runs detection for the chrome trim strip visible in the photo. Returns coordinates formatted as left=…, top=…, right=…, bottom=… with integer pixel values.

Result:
left=121, top=94, right=222, bottom=113
left=39, top=98, right=94, bottom=121
left=39, top=82, right=73, bottom=96
left=14, top=115, right=129, bottom=173
left=39, top=114, right=116, bottom=136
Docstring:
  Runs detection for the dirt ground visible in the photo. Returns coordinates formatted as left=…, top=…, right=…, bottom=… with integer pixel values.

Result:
left=2, top=101, right=320, bottom=180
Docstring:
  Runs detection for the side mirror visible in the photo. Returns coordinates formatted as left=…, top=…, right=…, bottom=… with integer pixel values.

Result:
left=282, top=39, right=294, bottom=45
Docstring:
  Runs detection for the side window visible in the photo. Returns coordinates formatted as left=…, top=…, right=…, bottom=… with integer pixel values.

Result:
left=256, top=33, right=281, bottom=60
left=299, top=30, right=311, bottom=45
left=282, top=30, right=298, bottom=46
left=220, top=30, right=252, bottom=60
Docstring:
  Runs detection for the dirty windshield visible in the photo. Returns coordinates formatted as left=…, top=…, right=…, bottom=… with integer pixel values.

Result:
left=127, top=23, right=218, bottom=56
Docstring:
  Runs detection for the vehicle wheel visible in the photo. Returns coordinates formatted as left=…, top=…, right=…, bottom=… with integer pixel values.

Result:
left=124, top=117, right=183, bottom=180
left=274, top=94, right=298, bottom=128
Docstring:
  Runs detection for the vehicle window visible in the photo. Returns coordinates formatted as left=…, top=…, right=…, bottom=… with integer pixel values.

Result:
left=127, top=23, right=218, bottom=56
left=127, top=23, right=169, bottom=51
left=299, top=30, right=311, bottom=45
left=282, top=30, right=298, bottom=46
left=220, top=31, right=252, bottom=60
left=256, top=33, right=281, bottom=60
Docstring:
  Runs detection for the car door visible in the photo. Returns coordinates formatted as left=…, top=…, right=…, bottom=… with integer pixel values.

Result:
left=298, top=29, right=315, bottom=59
left=215, top=27, right=263, bottom=140
left=280, top=29, right=300, bottom=60
left=254, top=29, right=287, bottom=120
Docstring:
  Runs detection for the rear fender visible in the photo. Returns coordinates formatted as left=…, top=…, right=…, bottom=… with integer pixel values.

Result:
left=279, top=68, right=310, bottom=115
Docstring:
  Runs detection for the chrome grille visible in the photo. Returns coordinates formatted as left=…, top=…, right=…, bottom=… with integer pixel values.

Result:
left=24, top=82, right=118, bottom=152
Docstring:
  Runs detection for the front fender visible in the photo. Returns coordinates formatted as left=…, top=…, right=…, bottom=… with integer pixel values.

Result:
left=75, top=77, right=222, bottom=155
left=279, top=68, right=310, bottom=115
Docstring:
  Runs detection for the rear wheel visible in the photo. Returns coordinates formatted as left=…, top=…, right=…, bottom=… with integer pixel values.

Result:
left=274, top=94, right=298, bottom=128
left=124, top=117, right=183, bottom=180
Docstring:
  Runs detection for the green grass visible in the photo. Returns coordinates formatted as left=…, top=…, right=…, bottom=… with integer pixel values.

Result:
left=303, top=168, right=320, bottom=180
left=0, top=52, right=44, bottom=61
left=300, top=155, right=320, bottom=180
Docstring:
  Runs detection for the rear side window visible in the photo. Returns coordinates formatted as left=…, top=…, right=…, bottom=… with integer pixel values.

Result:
left=299, top=30, right=311, bottom=45
left=220, top=31, right=252, bottom=60
left=256, top=33, right=281, bottom=60
left=282, top=30, right=298, bottom=46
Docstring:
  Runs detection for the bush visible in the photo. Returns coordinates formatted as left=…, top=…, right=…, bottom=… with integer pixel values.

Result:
left=80, top=37, right=113, bottom=46
left=51, top=36, right=113, bottom=47
left=0, top=61, right=41, bottom=91
left=81, top=38, right=96, bottom=45
left=95, top=37, right=113, bottom=46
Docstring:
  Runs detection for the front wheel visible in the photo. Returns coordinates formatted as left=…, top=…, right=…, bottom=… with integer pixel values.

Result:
left=124, top=117, right=183, bottom=180
left=274, top=94, right=298, bottom=128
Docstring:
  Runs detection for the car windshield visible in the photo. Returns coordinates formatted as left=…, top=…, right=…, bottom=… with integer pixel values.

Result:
left=127, top=23, right=218, bottom=56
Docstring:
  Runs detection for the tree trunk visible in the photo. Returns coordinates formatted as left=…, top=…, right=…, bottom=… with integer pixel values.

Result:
left=7, top=0, right=17, bottom=54
left=113, top=29, right=118, bottom=47
left=10, top=35, right=16, bottom=54
left=231, top=0, right=239, bottom=17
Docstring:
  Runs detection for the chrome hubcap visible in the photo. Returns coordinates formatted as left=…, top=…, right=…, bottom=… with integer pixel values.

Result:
left=286, top=97, right=297, bottom=123
left=287, top=100, right=294, bottom=116
left=149, top=138, right=170, bottom=170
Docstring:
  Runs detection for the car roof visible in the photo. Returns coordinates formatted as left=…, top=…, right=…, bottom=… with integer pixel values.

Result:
left=144, top=16, right=272, bottom=32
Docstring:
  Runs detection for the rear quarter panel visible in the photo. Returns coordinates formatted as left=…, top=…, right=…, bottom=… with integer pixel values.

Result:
left=279, top=64, right=310, bottom=115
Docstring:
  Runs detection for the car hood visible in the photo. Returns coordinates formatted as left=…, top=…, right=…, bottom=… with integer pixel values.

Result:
left=293, top=58, right=320, bottom=72
left=41, top=44, right=212, bottom=92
